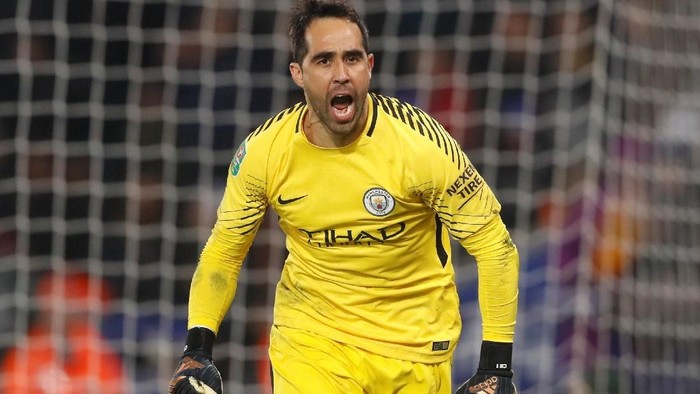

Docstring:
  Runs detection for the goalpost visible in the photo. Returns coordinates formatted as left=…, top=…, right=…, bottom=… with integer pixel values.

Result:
left=0, top=0, right=698, bottom=393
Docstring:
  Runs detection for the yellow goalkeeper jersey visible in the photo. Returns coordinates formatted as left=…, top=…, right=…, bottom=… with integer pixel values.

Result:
left=189, top=93, right=519, bottom=363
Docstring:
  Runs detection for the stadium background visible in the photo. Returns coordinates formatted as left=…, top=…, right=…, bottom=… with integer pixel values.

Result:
left=0, top=0, right=698, bottom=393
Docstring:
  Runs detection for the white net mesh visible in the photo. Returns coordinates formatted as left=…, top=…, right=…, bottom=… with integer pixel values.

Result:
left=0, top=0, right=698, bottom=393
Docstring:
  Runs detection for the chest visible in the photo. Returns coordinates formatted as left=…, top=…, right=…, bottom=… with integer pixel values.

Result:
left=269, top=143, right=423, bottom=240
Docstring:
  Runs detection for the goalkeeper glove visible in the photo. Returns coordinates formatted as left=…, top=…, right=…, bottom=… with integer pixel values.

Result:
left=169, top=327, right=223, bottom=394
left=454, top=341, right=517, bottom=394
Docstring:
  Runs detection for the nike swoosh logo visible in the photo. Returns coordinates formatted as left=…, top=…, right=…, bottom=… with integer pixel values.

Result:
left=277, top=194, right=308, bottom=205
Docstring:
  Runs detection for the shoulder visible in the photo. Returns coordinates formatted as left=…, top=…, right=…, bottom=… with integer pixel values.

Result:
left=238, top=102, right=305, bottom=158
left=371, top=93, right=468, bottom=169
left=229, top=102, right=305, bottom=177
left=246, top=101, right=306, bottom=146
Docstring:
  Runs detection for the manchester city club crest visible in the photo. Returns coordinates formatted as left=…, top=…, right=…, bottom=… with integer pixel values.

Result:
left=363, top=188, right=395, bottom=217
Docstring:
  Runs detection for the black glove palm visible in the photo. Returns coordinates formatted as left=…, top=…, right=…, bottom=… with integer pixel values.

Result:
left=169, top=327, right=223, bottom=394
left=454, top=374, right=516, bottom=394
left=169, top=354, right=223, bottom=394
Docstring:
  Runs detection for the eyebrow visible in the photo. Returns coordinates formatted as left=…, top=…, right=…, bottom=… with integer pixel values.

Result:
left=309, top=49, right=365, bottom=63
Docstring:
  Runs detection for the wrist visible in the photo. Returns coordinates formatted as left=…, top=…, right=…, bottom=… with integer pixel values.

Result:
left=477, top=341, right=513, bottom=377
left=183, top=327, right=216, bottom=359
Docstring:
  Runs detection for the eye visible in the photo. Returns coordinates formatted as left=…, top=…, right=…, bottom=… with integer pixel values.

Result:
left=317, top=58, right=330, bottom=65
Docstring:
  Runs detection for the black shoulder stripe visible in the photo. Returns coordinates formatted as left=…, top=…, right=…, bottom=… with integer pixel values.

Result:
left=377, top=94, right=391, bottom=114
left=435, top=122, right=450, bottom=154
left=294, top=104, right=304, bottom=133
left=416, top=107, right=440, bottom=145
left=265, top=103, right=304, bottom=132
left=251, top=103, right=305, bottom=138
left=250, top=125, right=263, bottom=138
left=448, top=139, right=460, bottom=167
left=456, top=140, right=467, bottom=169
left=373, top=93, right=465, bottom=168
left=417, top=107, right=442, bottom=147
left=386, top=98, right=399, bottom=119
left=419, top=107, right=463, bottom=166
left=407, top=105, right=426, bottom=137
left=276, top=102, right=302, bottom=121
left=403, top=106, right=416, bottom=130
left=366, top=95, right=379, bottom=137
left=389, top=96, right=407, bottom=124
left=259, top=116, right=276, bottom=134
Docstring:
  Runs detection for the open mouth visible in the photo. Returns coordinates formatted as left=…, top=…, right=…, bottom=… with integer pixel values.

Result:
left=331, top=94, right=353, bottom=109
left=330, top=94, right=355, bottom=122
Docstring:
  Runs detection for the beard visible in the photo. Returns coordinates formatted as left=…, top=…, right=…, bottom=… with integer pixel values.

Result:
left=306, top=89, right=367, bottom=138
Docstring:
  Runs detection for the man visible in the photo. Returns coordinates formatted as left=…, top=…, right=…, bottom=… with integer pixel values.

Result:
left=169, top=1, right=519, bottom=393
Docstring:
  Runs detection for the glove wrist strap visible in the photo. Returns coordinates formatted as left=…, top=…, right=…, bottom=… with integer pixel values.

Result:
left=477, top=341, right=513, bottom=377
left=183, top=327, right=216, bottom=359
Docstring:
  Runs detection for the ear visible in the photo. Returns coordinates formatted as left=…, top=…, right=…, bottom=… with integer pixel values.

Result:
left=289, top=62, right=304, bottom=88
left=367, top=53, right=375, bottom=79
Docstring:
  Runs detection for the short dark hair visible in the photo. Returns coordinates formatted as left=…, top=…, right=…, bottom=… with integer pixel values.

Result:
left=288, top=0, right=369, bottom=64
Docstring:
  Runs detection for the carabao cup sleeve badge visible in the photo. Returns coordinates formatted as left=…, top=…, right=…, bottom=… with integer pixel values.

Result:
left=230, top=141, right=247, bottom=176
left=363, top=188, right=395, bottom=216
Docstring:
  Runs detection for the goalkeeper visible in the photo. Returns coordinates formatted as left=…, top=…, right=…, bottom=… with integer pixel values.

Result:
left=169, top=0, right=519, bottom=393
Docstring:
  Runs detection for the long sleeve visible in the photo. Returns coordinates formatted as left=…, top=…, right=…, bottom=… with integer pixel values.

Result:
left=411, top=121, right=519, bottom=343
left=187, top=138, right=269, bottom=333
left=459, top=214, right=519, bottom=342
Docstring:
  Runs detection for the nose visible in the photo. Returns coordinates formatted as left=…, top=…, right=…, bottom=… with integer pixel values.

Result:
left=333, top=62, right=350, bottom=84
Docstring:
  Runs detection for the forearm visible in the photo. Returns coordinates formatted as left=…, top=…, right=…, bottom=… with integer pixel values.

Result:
left=461, top=215, right=519, bottom=342
left=188, top=226, right=248, bottom=332
left=478, top=245, right=519, bottom=342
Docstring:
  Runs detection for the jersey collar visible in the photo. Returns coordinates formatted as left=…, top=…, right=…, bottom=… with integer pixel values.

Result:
left=295, top=93, right=379, bottom=142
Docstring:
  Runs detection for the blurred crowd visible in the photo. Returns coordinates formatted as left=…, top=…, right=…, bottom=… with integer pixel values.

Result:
left=0, top=1, right=698, bottom=393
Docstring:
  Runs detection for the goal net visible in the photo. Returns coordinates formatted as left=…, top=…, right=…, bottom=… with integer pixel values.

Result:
left=0, top=0, right=698, bottom=393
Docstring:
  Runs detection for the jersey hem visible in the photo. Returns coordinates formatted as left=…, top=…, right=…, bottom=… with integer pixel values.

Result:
left=273, top=316, right=457, bottom=364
